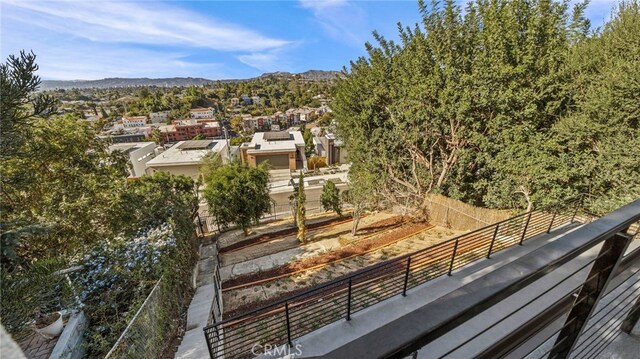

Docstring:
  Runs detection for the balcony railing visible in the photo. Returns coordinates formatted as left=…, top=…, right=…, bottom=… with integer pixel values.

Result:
left=203, top=200, right=586, bottom=359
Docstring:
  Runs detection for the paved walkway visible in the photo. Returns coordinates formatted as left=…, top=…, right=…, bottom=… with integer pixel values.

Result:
left=175, top=238, right=219, bottom=359
left=220, top=236, right=342, bottom=281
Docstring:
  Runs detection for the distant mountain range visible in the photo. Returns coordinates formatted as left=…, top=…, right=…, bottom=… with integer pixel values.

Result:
left=39, top=70, right=342, bottom=90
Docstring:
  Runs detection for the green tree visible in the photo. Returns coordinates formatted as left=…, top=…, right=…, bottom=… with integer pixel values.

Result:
left=230, top=115, right=244, bottom=133
left=343, top=168, right=379, bottom=235
left=203, top=162, right=271, bottom=236
left=0, top=51, right=57, bottom=161
left=321, top=181, right=342, bottom=216
left=551, top=0, right=640, bottom=213
left=302, top=128, right=315, bottom=158
left=333, top=0, right=585, bottom=211
left=295, top=173, right=307, bottom=242
left=200, top=152, right=223, bottom=184
left=151, top=128, right=164, bottom=145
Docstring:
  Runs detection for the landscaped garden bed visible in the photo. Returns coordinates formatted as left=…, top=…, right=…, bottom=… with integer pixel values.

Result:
left=221, top=218, right=431, bottom=290
left=221, top=224, right=461, bottom=319
left=219, top=214, right=356, bottom=254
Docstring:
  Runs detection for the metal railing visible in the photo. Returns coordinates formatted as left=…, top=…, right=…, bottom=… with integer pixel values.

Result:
left=203, top=202, right=584, bottom=359
left=195, top=200, right=336, bottom=237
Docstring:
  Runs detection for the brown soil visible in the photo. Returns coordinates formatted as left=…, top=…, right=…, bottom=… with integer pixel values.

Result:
left=219, top=215, right=356, bottom=253
left=221, top=218, right=432, bottom=290
left=222, top=225, right=460, bottom=318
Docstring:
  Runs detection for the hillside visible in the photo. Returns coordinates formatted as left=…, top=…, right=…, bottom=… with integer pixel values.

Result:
left=40, top=70, right=341, bottom=90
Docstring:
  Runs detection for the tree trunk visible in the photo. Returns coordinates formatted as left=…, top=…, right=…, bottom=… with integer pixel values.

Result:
left=351, top=208, right=361, bottom=236
left=242, top=227, right=249, bottom=236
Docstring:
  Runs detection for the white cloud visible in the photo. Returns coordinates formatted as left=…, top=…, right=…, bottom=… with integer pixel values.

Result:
left=31, top=46, right=227, bottom=80
left=299, top=0, right=349, bottom=11
left=237, top=40, right=303, bottom=72
left=298, top=0, right=368, bottom=47
left=3, top=0, right=291, bottom=53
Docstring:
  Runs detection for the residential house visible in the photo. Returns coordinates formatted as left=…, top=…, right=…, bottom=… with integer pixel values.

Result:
left=109, top=142, right=157, bottom=178
left=285, top=108, right=300, bottom=124
left=319, top=133, right=348, bottom=165
left=240, top=131, right=307, bottom=170
left=251, top=96, right=261, bottom=106
left=149, top=111, right=170, bottom=124
left=190, top=107, right=215, bottom=120
left=122, top=116, right=148, bottom=128
left=145, top=139, right=229, bottom=179
left=230, top=98, right=240, bottom=107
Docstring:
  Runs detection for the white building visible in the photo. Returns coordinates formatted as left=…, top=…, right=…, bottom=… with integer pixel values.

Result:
left=122, top=116, right=147, bottom=128
left=149, top=111, right=169, bottom=124
left=145, top=140, right=229, bottom=179
left=251, top=96, right=261, bottom=106
left=190, top=108, right=215, bottom=120
left=109, top=142, right=157, bottom=178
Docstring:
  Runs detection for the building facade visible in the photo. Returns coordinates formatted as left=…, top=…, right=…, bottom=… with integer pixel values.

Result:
left=145, top=140, right=229, bottom=179
left=159, top=119, right=221, bottom=143
left=122, top=116, right=147, bottom=128
left=190, top=108, right=215, bottom=119
left=240, top=131, right=307, bottom=171
left=109, top=142, right=157, bottom=178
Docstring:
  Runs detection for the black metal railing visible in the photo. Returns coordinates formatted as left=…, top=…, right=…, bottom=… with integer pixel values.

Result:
left=471, top=220, right=640, bottom=359
left=196, top=200, right=330, bottom=236
left=203, top=201, right=585, bottom=359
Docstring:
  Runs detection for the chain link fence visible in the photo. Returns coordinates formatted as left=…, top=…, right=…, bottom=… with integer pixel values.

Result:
left=104, top=277, right=187, bottom=358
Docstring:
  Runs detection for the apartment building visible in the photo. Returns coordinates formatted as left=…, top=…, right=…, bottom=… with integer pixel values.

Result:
left=159, top=119, right=221, bottom=143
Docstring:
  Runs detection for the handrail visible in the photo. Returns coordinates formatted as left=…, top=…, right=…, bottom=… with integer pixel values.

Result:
left=203, top=198, right=585, bottom=358
left=208, top=207, right=553, bottom=327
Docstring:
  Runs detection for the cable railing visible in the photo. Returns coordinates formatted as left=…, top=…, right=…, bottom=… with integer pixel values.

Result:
left=203, top=201, right=583, bottom=359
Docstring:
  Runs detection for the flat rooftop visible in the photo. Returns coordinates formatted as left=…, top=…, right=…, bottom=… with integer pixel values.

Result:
left=108, top=142, right=155, bottom=154
left=246, top=131, right=304, bottom=154
left=146, top=140, right=225, bottom=166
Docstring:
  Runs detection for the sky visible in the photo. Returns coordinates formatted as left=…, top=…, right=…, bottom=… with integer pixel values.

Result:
left=0, top=0, right=620, bottom=80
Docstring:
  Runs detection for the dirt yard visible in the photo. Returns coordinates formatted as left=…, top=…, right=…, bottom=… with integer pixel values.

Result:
left=220, top=211, right=399, bottom=267
left=221, top=224, right=463, bottom=317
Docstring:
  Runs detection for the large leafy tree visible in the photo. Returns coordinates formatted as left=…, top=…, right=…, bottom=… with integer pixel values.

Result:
left=551, top=1, right=640, bottom=213
left=334, top=0, right=618, bottom=212
left=1, top=53, right=129, bottom=267
left=203, top=162, right=271, bottom=235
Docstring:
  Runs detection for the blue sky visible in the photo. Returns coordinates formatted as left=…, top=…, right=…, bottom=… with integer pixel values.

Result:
left=1, top=0, right=619, bottom=80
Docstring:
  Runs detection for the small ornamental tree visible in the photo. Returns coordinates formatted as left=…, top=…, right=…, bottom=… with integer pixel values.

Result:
left=321, top=181, right=342, bottom=216
left=295, top=172, right=307, bottom=243
left=343, top=169, right=379, bottom=235
left=204, top=162, right=271, bottom=236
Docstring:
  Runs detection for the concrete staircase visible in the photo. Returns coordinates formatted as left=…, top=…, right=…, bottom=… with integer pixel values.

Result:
left=175, top=237, right=219, bottom=359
